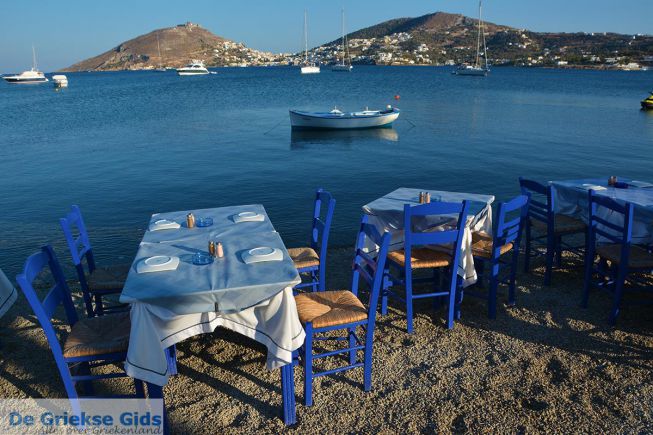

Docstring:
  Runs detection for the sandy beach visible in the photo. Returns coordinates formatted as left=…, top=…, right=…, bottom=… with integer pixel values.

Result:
left=1, top=248, right=652, bottom=434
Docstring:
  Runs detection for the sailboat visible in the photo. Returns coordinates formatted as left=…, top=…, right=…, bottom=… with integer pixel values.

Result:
left=300, top=10, right=320, bottom=74
left=2, top=45, right=48, bottom=84
left=453, top=0, right=490, bottom=76
left=332, top=9, right=353, bottom=72
left=155, top=31, right=166, bottom=72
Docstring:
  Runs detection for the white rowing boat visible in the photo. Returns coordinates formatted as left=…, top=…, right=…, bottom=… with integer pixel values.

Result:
left=289, top=107, right=400, bottom=130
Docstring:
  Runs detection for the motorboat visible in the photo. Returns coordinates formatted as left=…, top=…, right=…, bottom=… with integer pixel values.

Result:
left=289, top=106, right=400, bottom=130
left=453, top=0, right=490, bottom=77
left=642, top=92, right=653, bottom=110
left=177, top=60, right=209, bottom=76
left=3, top=46, right=48, bottom=84
left=300, top=10, right=320, bottom=74
left=52, top=75, right=68, bottom=88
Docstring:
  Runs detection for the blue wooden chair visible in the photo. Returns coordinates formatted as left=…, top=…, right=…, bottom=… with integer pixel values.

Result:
left=60, top=205, right=130, bottom=317
left=519, top=178, right=586, bottom=286
left=288, top=189, right=336, bottom=292
left=15, top=245, right=145, bottom=400
left=383, top=200, right=470, bottom=332
left=469, top=195, right=529, bottom=318
left=293, top=215, right=390, bottom=406
left=582, top=190, right=653, bottom=324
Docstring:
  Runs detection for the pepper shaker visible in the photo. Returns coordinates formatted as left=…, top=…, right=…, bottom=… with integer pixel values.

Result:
left=419, top=192, right=424, bottom=204
left=608, top=176, right=617, bottom=187
left=208, top=240, right=216, bottom=257
left=186, top=213, right=195, bottom=229
left=425, top=192, right=431, bottom=203
left=216, top=242, right=224, bottom=258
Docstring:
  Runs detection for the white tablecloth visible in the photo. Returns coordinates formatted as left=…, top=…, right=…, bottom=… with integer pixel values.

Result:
left=363, top=188, right=494, bottom=287
left=125, top=287, right=305, bottom=386
left=0, top=269, right=17, bottom=319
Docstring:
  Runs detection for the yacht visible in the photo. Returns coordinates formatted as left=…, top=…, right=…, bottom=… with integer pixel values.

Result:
left=300, top=11, right=320, bottom=74
left=2, top=46, right=48, bottom=84
left=177, top=60, right=209, bottom=76
left=453, top=0, right=490, bottom=76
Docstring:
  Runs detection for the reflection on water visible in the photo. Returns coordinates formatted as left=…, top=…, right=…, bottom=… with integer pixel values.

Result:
left=290, top=127, right=399, bottom=148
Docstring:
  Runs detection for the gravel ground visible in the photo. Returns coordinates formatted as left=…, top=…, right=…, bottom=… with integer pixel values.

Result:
left=1, top=248, right=652, bottom=434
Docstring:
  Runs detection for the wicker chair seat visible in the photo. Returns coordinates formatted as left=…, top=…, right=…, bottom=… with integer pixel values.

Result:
left=63, top=311, right=130, bottom=358
left=531, top=214, right=586, bottom=235
left=87, top=264, right=131, bottom=291
left=295, top=290, right=367, bottom=328
left=387, top=248, right=451, bottom=269
left=471, top=232, right=514, bottom=259
left=288, top=247, right=320, bottom=270
left=596, top=244, right=653, bottom=269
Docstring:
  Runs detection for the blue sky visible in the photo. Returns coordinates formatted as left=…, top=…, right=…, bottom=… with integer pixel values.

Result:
left=1, top=0, right=651, bottom=71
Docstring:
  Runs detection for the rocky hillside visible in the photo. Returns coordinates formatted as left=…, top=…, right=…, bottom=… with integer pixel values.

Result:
left=64, top=22, right=281, bottom=71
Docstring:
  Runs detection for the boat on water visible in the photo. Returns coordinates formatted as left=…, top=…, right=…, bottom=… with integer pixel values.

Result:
left=52, top=75, right=68, bottom=88
left=154, top=32, right=167, bottom=72
left=332, top=9, right=353, bottom=72
left=300, top=11, right=320, bottom=74
left=177, top=60, right=209, bottom=76
left=2, top=46, right=48, bottom=84
left=289, top=106, right=400, bottom=130
left=642, top=92, right=653, bottom=110
left=453, top=0, right=490, bottom=77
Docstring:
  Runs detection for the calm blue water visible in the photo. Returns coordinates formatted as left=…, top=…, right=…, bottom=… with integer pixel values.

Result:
left=1, top=66, right=652, bottom=276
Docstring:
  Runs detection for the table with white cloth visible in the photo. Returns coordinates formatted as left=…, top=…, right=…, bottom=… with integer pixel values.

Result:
left=362, top=188, right=495, bottom=287
left=552, top=177, right=653, bottom=244
left=119, top=204, right=304, bottom=425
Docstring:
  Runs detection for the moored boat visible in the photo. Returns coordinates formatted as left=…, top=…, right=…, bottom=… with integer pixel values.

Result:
left=642, top=92, right=653, bottom=110
left=332, top=9, right=353, bottom=72
left=3, top=46, right=48, bottom=84
left=300, top=10, right=320, bottom=75
left=52, top=75, right=68, bottom=88
left=177, top=60, right=209, bottom=76
left=289, top=106, right=400, bottom=130
left=453, top=0, right=490, bottom=77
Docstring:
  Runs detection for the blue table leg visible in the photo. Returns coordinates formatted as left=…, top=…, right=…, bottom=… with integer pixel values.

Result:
left=146, top=382, right=168, bottom=435
left=281, top=363, right=296, bottom=425
left=165, top=345, right=178, bottom=376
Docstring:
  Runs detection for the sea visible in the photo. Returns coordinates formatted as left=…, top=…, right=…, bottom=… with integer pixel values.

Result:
left=1, top=66, right=652, bottom=277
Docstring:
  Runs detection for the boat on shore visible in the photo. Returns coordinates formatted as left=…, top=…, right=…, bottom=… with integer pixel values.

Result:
left=2, top=46, right=48, bottom=84
left=642, top=92, right=653, bottom=110
left=453, top=0, right=489, bottom=77
left=177, top=60, right=209, bottom=76
left=289, top=106, right=400, bottom=130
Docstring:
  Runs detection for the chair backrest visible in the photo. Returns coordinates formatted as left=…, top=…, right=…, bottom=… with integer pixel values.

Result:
left=519, top=177, right=555, bottom=228
left=351, top=215, right=391, bottom=324
left=309, top=189, right=336, bottom=263
left=587, top=190, right=634, bottom=264
left=60, top=205, right=96, bottom=289
left=16, top=245, right=80, bottom=398
left=403, top=200, right=470, bottom=271
left=493, top=194, right=529, bottom=251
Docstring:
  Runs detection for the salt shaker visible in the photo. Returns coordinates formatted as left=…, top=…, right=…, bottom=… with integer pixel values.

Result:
left=419, top=192, right=424, bottom=204
left=216, top=242, right=224, bottom=258
left=186, top=213, right=195, bottom=229
left=608, top=176, right=617, bottom=186
left=425, top=192, right=431, bottom=203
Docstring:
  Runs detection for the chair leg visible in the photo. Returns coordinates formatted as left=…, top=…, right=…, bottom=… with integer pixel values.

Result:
left=134, top=379, right=145, bottom=398
left=544, top=232, right=555, bottom=286
left=555, top=235, right=563, bottom=268
left=581, top=246, right=595, bottom=309
left=318, top=263, right=326, bottom=292
left=281, top=362, right=296, bottom=425
left=381, top=268, right=390, bottom=316
left=508, top=250, right=518, bottom=307
left=523, top=223, right=532, bottom=273
left=609, top=268, right=627, bottom=325
left=405, top=266, right=414, bottom=334
left=303, top=323, right=314, bottom=407
left=94, top=293, right=104, bottom=317
left=363, top=326, right=374, bottom=392
left=146, top=383, right=167, bottom=434
left=455, top=276, right=464, bottom=321
left=78, top=362, right=94, bottom=396
left=488, top=260, right=499, bottom=319
left=348, top=327, right=356, bottom=365
left=446, top=273, right=457, bottom=329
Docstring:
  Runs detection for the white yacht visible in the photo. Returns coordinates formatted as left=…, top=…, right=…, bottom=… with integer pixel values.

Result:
left=2, top=46, right=48, bottom=84
left=300, top=11, right=320, bottom=74
left=453, top=0, right=490, bottom=76
left=177, top=60, right=209, bottom=76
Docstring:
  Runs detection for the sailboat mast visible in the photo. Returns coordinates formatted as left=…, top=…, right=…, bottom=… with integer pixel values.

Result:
left=480, top=0, right=488, bottom=68
left=304, top=10, right=308, bottom=63
left=32, top=45, right=37, bottom=71
left=475, top=1, right=482, bottom=67
left=341, top=8, right=345, bottom=63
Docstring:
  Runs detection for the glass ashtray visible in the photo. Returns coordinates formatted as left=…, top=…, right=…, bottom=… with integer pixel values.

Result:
left=192, top=253, right=214, bottom=265
left=196, top=217, right=214, bottom=227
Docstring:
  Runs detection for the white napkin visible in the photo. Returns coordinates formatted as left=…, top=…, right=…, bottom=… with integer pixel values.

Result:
left=233, top=212, right=265, bottom=223
left=582, top=184, right=607, bottom=191
left=241, top=247, right=283, bottom=264
left=136, top=256, right=180, bottom=273
left=149, top=219, right=181, bottom=231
